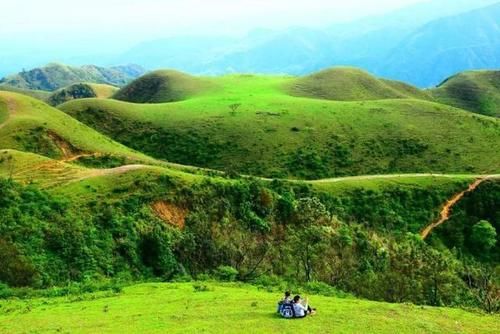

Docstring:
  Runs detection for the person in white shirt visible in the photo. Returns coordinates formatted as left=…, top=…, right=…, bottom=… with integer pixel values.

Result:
left=292, top=295, right=316, bottom=318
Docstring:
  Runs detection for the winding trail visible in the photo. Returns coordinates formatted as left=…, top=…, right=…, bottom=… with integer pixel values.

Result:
left=420, top=175, right=500, bottom=239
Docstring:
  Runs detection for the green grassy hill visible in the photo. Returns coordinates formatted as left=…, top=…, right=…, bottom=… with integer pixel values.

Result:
left=0, top=63, right=145, bottom=91
left=0, top=91, right=157, bottom=164
left=1, top=282, right=498, bottom=334
left=60, top=71, right=500, bottom=179
left=113, top=70, right=216, bottom=103
left=288, top=67, right=432, bottom=101
left=431, top=70, right=500, bottom=117
left=47, top=83, right=118, bottom=106
left=0, top=84, right=51, bottom=101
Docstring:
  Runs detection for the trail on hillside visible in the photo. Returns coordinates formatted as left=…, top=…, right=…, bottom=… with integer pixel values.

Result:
left=0, top=97, right=17, bottom=130
left=420, top=176, right=499, bottom=239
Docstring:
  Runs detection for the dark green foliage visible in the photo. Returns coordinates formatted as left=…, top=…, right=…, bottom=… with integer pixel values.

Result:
left=0, top=176, right=498, bottom=312
left=75, top=155, right=127, bottom=168
left=14, top=127, right=61, bottom=158
left=214, top=266, right=239, bottom=282
left=47, top=84, right=96, bottom=106
left=471, top=221, right=497, bottom=251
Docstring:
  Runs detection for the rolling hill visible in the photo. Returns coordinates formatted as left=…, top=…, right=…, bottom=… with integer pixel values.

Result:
left=0, top=84, right=51, bottom=101
left=0, top=91, right=157, bottom=164
left=0, top=63, right=146, bottom=91
left=431, top=70, right=500, bottom=117
left=59, top=69, right=500, bottom=180
left=47, top=83, right=118, bottom=106
left=113, top=70, right=216, bottom=103
left=288, top=67, right=431, bottom=101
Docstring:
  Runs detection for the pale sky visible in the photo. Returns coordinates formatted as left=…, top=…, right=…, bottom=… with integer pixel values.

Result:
left=1, top=0, right=426, bottom=39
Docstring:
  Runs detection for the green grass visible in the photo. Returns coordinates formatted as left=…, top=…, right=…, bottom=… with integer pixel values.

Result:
left=431, top=70, right=500, bottom=117
left=308, top=174, right=475, bottom=194
left=47, top=83, right=118, bottom=106
left=0, top=84, right=52, bottom=101
left=0, top=282, right=498, bottom=334
left=60, top=72, right=500, bottom=179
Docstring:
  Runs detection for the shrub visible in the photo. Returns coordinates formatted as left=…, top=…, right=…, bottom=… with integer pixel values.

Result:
left=214, top=266, right=239, bottom=282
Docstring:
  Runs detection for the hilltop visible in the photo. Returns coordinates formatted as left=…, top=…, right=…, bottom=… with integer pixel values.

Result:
left=431, top=70, right=500, bottom=117
left=0, top=63, right=146, bottom=91
left=288, top=67, right=431, bottom=101
left=60, top=69, right=500, bottom=179
left=0, top=91, right=156, bottom=164
left=47, top=83, right=118, bottom=106
left=113, top=70, right=216, bottom=103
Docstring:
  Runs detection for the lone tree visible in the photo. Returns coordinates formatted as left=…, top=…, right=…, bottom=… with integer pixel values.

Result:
left=228, top=103, right=241, bottom=114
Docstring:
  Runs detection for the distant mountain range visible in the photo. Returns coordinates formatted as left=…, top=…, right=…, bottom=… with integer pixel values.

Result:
left=114, top=0, right=500, bottom=87
left=0, top=0, right=498, bottom=87
left=0, top=63, right=145, bottom=91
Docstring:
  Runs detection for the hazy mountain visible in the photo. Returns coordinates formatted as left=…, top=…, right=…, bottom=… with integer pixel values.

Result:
left=376, top=3, right=500, bottom=87
left=111, top=0, right=499, bottom=86
left=0, top=63, right=146, bottom=91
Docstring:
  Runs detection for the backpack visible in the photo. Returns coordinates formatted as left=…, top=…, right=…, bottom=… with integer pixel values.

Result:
left=280, top=302, right=295, bottom=319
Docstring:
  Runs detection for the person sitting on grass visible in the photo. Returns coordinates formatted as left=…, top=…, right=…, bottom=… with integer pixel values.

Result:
left=277, top=291, right=292, bottom=313
left=292, top=295, right=316, bottom=318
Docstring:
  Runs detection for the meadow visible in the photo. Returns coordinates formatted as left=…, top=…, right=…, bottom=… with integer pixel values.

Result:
left=1, top=282, right=498, bottom=334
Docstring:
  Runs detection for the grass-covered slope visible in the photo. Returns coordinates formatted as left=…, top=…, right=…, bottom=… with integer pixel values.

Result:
left=0, top=84, right=51, bottom=101
left=0, top=63, right=145, bottom=91
left=1, top=282, right=498, bottom=334
left=60, top=73, right=500, bottom=179
left=113, top=70, right=216, bottom=103
left=47, top=83, right=118, bottom=106
left=431, top=70, right=500, bottom=117
left=0, top=91, right=156, bottom=163
left=288, top=67, right=431, bottom=101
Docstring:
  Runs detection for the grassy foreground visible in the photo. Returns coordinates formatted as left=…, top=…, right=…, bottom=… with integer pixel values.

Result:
left=0, top=282, right=498, bottom=334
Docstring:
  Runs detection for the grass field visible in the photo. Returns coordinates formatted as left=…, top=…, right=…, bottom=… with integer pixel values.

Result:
left=60, top=71, right=500, bottom=179
left=0, top=282, right=498, bottom=334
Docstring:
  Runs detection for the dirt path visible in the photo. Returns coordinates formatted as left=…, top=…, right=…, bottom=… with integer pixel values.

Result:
left=420, top=175, right=500, bottom=239
left=0, top=97, right=17, bottom=130
left=75, top=164, right=150, bottom=181
left=308, top=173, right=476, bottom=184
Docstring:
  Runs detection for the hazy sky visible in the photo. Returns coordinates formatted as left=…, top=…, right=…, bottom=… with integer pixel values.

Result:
left=1, top=0, right=426, bottom=39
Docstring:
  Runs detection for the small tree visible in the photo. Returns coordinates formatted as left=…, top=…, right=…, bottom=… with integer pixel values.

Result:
left=471, top=220, right=497, bottom=251
left=228, top=103, right=242, bottom=115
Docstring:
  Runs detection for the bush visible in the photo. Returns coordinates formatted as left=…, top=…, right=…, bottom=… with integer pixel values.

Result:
left=214, top=266, right=239, bottom=282
left=193, top=283, right=211, bottom=292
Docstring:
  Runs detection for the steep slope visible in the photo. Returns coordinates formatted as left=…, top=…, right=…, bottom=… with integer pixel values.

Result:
left=431, top=70, right=500, bottom=117
left=113, top=70, right=217, bottom=103
left=47, top=83, right=118, bottom=106
left=0, top=91, right=156, bottom=164
left=60, top=73, right=500, bottom=180
left=288, top=68, right=431, bottom=101
left=0, top=63, right=145, bottom=91
left=378, top=3, right=500, bottom=87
